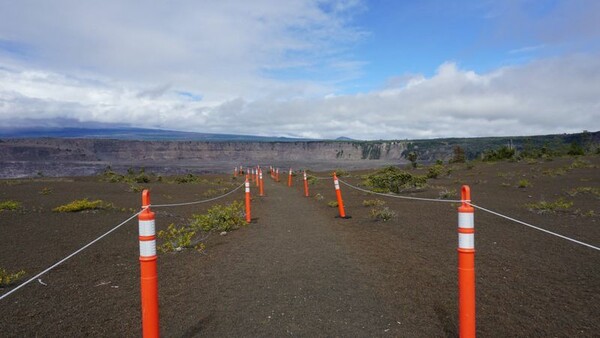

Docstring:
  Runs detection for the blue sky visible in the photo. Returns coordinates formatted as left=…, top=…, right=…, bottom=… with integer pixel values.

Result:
left=0, top=0, right=599, bottom=139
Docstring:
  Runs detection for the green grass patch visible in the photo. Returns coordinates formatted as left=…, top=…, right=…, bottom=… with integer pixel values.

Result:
left=190, top=201, right=246, bottom=232
left=566, top=187, right=600, bottom=198
left=370, top=207, right=396, bottom=221
left=517, top=179, right=531, bottom=188
left=362, top=199, right=386, bottom=207
left=364, top=166, right=428, bottom=193
left=53, top=199, right=114, bottom=212
left=0, top=200, right=22, bottom=212
left=526, top=198, right=573, bottom=214
left=0, top=268, right=26, bottom=287
left=327, top=201, right=339, bottom=208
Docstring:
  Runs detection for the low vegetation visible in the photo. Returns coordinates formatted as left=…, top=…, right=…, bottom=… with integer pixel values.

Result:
left=0, top=200, right=22, bottom=212
left=517, top=179, right=531, bottom=188
left=566, top=187, right=600, bottom=198
left=364, top=166, right=427, bottom=193
left=53, top=199, right=114, bottom=212
left=0, top=268, right=26, bottom=287
left=526, top=198, right=573, bottom=214
left=362, top=199, right=386, bottom=207
left=39, top=187, right=53, bottom=195
left=370, top=206, right=396, bottom=221
left=190, top=201, right=246, bottom=232
left=157, top=223, right=204, bottom=253
left=438, top=188, right=457, bottom=199
left=327, top=201, right=339, bottom=208
left=101, top=167, right=152, bottom=184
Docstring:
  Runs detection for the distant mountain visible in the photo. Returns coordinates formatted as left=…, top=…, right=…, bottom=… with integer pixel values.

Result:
left=0, top=127, right=316, bottom=142
left=335, top=136, right=355, bottom=141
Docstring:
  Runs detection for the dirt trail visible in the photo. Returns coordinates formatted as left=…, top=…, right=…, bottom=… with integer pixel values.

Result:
left=169, top=178, right=402, bottom=337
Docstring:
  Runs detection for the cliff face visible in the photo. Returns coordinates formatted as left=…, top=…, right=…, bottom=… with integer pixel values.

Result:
left=0, top=139, right=409, bottom=177
left=0, top=139, right=409, bottom=163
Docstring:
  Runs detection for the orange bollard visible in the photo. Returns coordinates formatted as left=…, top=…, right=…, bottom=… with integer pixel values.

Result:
left=303, top=170, right=309, bottom=197
left=276, top=168, right=280, bottom=182
left=255, top=167, right=260, bottom=187
left=245, top=177, right=251, bottom=223
left=138, top=190, right=159, bottom=338
left=333, top=173, right=350, bottom=219
left=288, top=168, right=293, bottom=187
left=259, top=169, right=264, bottom=196
left=458, top=185, right=476, bottom=338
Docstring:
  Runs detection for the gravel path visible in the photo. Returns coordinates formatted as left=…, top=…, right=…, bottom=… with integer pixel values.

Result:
left=174, top=178, right=402, bottom=337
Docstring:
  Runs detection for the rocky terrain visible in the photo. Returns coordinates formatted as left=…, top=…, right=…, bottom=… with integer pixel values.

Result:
left=0, top=139, right=410, bottom=178
left=1, top=130, right=597, bottom=178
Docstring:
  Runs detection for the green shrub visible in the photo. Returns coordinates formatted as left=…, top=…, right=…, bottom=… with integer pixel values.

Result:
left=327, top=201, right=339, bottom=208
left=362, top=199, right=386, bottom=207
left=370, top=207, right=396, bottom=221
left=482, top=146, right=515, bottom=161
left=0, top=268, right=26, bottom=287
left=53, top=199, right=113, bottom=212
left=518, top=179, right=531, bottom=188
left=314, top=193, right=324, bottom=201
left=427, top=164, right=445, bottom=179
left=175, top=173, right=201, bottom=184
left=526, top=198, right=573, bottom=214
left=567, top=142, right=585, bottom=156
left=438, top=188, right=457, bottom=199
left=0, top=200, right=22, bottom=212
left=306, top=175, right=319, bottom=185
left=157, top=223, right=203, bottom=253
left=190, top=201, right=246, bottom=232
left=450, top=146, right=466, bottom=163
left=365, top=166, right=427, bottom=193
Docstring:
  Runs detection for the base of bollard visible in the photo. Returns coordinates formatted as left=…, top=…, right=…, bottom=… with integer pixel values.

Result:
left=335, top=215, right=352, bottom=219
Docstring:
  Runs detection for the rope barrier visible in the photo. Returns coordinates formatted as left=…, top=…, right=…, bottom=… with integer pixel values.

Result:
left=468, top=203, right=600, bottom=252
left=338, top=178, right=462, bottom=203
left=151, top=182, right=245, bottom=208
left=0, top=210, right=145, bottom=301
left=0, top=182, right=246, bottom=301
left=338, top=178, right=599, bottom=252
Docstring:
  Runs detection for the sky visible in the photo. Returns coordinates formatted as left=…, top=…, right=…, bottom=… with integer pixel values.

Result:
left=0, top=0, right=599, bottom=140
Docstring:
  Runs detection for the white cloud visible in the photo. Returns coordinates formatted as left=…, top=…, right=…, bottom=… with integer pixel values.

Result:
left=0, top=0, right=365, bottom=102
left=1, top=54, right=599, bottom=139
left=0, top=1, right=598, bottom=140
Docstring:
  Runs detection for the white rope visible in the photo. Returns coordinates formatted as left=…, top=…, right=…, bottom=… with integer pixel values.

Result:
left=338, top=179, right=462, bottom=203
left=151, top=182, right=245, bottom=208
left=0, top=210, right=144, bottom=301
left=340, top=179, right=599, bottom=251
left=468, top=203, right=600, bottom=251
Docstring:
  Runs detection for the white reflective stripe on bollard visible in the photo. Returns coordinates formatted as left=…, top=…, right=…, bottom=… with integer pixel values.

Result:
left=139, top=220, right=155, bottom=237
left=139, top=240, right=157, bottom=257
left=458, top=213, right=474, bottom=228
left=334, top=180, right=340, bottom=190
left=458, top=233, right=474, bottom=249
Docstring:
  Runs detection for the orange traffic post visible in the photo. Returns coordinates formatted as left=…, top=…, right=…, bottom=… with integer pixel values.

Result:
left=458, top=185, right=476, bottom=338
left=288, top=168, right=293, bottom=187
left=233, top=167, right=237, bottom=177
left=255, top=167, right=260, bottom=187
left=276, top=168, right=280, bottom=182
left=245, top=177, right=251, bottom=223
left=303, top=170, right=309, bottom=197
left=333, top=172, right=350, bottom=219
left=138, top=190, right=159, bottom=338
left=259, top=169, right=264, bottom=196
